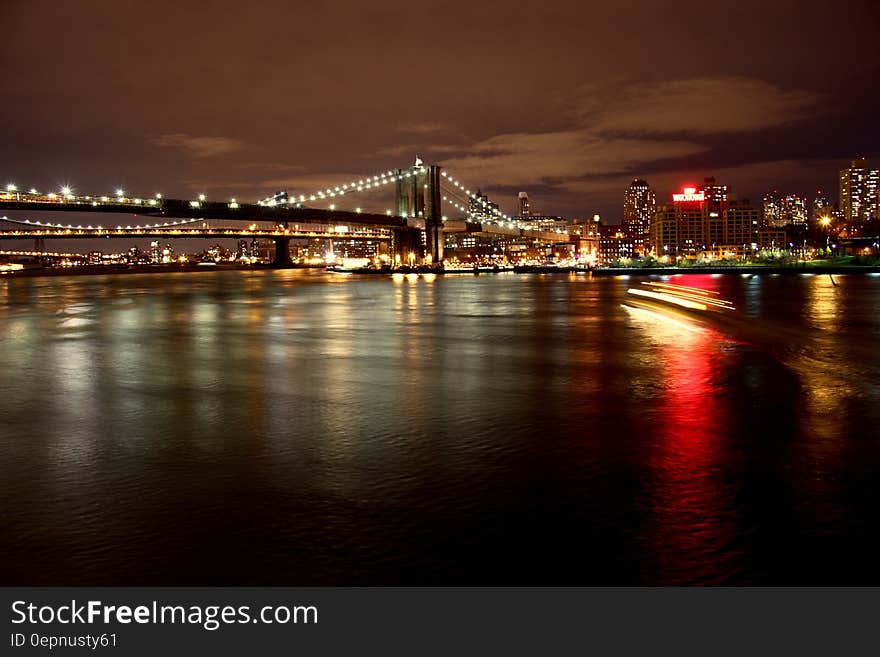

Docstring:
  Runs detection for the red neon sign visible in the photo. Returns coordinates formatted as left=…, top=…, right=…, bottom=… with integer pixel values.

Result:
left=673, top=186, right=705, bottom=202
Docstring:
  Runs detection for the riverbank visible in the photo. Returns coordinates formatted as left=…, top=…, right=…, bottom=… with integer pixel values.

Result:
left=0, top=263, right=323, bottom=278
left=591, top=265, right=880, bottom=275
left=6, top=262, right=880, bottom=278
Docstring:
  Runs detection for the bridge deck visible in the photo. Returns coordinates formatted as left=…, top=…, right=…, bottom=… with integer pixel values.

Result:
left=0, top=228, right=392, bottom=240
left=0, top=198, right=405, bottom=228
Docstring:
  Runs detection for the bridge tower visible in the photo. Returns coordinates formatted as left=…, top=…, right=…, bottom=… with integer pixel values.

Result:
left=424, top=164, right=443, bottom=265
left=393, top=161, right=444, bottom=266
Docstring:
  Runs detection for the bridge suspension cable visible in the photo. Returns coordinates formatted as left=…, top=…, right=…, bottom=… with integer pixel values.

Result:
left=0, top=215, right=207, bottom=232
left=267, top=164, right=513, bottom=224
left=439, top=170, right=517, bottom=225
left=266, top=167, right=427, bottom=209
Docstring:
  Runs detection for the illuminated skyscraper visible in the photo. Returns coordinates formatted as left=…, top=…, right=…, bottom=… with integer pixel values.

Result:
left=700, top=176, right=729, bottom=207
left=839, top=158, right=879, bottom=222
left=763, top=190, right=808, bottom=227
left=469, top=189, right=498, bottom=221
left=518, top=192, right=531, bottom=218
left=622, top=179, right=656, bottom=253
left=811, top=190, right=832, bottom=223
left=780, top=195, right=808, bottom=226
left=763, top=189, right=781, bottom=227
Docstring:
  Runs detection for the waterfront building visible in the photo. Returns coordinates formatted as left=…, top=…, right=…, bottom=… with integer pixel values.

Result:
left=569, top=215, right=601, bottom=264
left=598, top=224, right=637, bottom=264
left=650, top=184, right=763, bottom=258
left=756, top=227, right=787, bottom=250
left=519, top=215, right=569, bottom=232
left=622, top=179, right=656, bottom=254
left=330, top=238, right=380, bottom=260
left=839, top=158, right=879, bottom=223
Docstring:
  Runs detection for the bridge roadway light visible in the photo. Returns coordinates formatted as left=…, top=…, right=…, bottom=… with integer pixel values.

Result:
left=5, top=183, right=16, bottom=192
left=116, top=188, right=124, bottom=198
left=61, top=186, right=72, bottom=197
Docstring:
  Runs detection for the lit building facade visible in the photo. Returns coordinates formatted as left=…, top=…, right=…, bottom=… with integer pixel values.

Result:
left=518, top=192, right=532, bottom=218
left=622, top=179, right=656, bottom=254
left=701, top=176, right=729, bottom=207
left=763, top=191, right=807, bottom=227
left=650, top=185, right=762, bottom=258
left=569, top=215, right=601, bottom=264
left=598, top=224, right=637, bottom=264
left=811, top=190, right=832, bottom=224
left=839, top=158, right=879, bottom=223
left=468, top=189, right=499, bottom=222
left=763, top=189, right=781, bottom=227
left=519, top=215, right=569, bottom=232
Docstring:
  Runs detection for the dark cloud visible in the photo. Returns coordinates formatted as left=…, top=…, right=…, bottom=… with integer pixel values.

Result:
left=1, top=0, right=878, bottom=229
left=153, top=133, right=247, bottom=158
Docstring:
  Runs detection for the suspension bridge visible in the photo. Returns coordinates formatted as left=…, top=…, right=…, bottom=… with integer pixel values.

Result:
left=0, top=159, right=572, bottom=267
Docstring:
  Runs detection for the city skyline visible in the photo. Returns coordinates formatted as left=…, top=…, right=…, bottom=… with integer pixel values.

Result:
left=2, top=0, right=878, bottom=221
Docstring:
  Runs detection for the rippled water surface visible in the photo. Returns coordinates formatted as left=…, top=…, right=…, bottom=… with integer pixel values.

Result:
left=2, top=269, right=880, bottom=584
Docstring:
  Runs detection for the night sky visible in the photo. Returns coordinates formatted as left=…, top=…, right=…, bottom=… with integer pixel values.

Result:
left=2, top=0, right=879, bottom=224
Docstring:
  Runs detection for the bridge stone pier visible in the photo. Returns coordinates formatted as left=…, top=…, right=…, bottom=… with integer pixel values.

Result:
left=271, top=236, right=293, bottom=267
left=391, top=227, right=424, bottom=265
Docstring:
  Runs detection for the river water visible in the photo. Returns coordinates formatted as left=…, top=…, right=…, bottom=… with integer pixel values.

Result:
left=1, top=269, right=880, bottom=584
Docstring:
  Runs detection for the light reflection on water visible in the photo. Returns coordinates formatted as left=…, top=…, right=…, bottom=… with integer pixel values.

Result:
left=1, top=269, right=880, bottom=584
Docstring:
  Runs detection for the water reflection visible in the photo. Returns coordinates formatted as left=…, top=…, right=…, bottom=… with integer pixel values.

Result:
left=2, top=271, right=880, bottom=584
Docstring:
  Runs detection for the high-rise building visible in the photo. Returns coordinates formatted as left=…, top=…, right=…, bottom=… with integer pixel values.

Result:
left=763, top=189, right=781, bottom=227
left=839, top=158, right=879, bottom=223
left=518, top=192, right=531, bottom=218
left=777, top=194, right=808, bottom=227
left=622, top=179, right=656, bottom=254
left=811, top=190, right=832, bottom=224
left=469, top=189, right=499, bottom=221
left=701, top=176, right=729, bottom=207
left=762, top=191, right=805, bottom=227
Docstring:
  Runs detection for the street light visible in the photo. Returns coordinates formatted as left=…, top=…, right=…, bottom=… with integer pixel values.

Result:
left=820, top=216, right=832, bottom=256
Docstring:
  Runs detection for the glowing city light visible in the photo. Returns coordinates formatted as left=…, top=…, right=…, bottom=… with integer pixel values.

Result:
left=673, top=186, right=705, bottom=202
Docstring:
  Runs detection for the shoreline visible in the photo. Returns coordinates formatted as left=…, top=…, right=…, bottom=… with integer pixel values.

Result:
left=4, top=263, right=880, bottom=279
left=590, top=265, right=880, bottom=275
left=0, top=263, right=322, bottom=278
